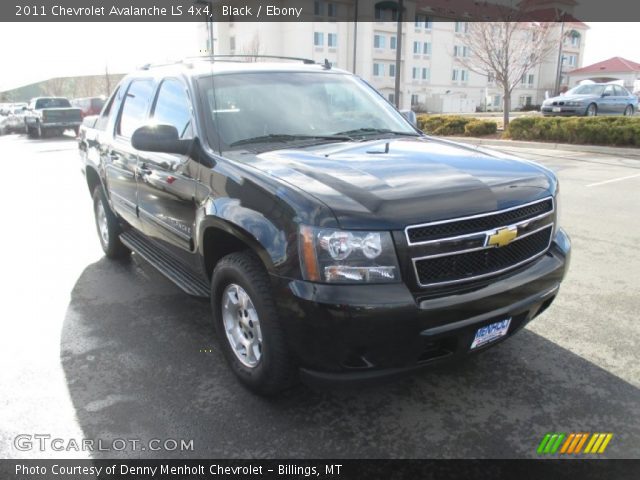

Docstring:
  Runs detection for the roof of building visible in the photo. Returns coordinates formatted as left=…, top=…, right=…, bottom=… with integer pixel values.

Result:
left=569, top=57, right=640, bottom=76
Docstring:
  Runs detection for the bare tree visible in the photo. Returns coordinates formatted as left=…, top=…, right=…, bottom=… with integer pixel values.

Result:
left=457, top=22, right=558, bottom=127
left=45, top=77, right=69, bottom=97
left=241, top=33, right=262, bottom=62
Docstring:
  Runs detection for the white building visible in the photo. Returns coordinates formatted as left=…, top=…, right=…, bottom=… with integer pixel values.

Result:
left=200, top=1, right=588, bottom=112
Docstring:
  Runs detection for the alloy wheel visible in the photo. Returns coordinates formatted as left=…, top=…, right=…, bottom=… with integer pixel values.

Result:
left=221, top=283, right=263, bottom=368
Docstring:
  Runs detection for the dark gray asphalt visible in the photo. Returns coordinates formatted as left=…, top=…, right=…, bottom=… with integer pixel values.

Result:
left=0, top=133, right=638, bottom=459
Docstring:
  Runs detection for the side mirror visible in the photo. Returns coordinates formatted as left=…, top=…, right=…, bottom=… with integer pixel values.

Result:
left=400, top=109, right=417, bottom=127
left=131, top=124, right=191, bottom=155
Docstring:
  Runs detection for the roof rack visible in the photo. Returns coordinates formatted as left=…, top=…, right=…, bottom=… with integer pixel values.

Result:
left=184, top=54, right=317, bottom=65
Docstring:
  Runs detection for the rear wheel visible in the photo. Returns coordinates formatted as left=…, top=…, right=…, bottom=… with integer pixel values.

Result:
left=211, top=251, right=296, bottom=395
left=623, top=105, right=634, bottom=116
left=92, top=187, right=130, bottom=259
left=585, top=103, right=597, bottom=116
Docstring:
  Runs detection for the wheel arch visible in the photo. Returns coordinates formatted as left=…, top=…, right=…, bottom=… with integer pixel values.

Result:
left=198, top=218, right=278, bottom=280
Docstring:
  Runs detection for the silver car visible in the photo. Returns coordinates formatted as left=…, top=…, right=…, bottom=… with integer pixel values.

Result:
left=541, top=84, right=638, bottom=117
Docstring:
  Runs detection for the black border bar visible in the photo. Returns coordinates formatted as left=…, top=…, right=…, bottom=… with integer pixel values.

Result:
left=1, top=459, right=640, bottom=480
left=3, top=0, right=640, bottom=22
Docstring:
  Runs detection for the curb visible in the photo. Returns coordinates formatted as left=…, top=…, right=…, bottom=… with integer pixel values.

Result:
left=447, top=137, right=640, bottom=158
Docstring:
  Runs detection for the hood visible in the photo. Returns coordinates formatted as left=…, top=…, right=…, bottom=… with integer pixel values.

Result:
left=230, top=137, right=556, bottom=230
left=547, top=94, right=593, bottom=103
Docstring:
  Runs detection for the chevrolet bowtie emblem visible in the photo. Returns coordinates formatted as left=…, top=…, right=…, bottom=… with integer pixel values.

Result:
left=487, top=226, right=518, bottom=248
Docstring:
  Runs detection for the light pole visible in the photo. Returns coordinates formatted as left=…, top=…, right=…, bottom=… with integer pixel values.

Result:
left=554, top=20, right=566, bottom=95
left=195, top=0, right=214, bottom=55
left=394, top=0, right=404, bottom=108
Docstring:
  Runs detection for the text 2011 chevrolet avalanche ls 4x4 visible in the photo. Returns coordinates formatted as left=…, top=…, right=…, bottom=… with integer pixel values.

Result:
left=80, top=58, right=570, bottom=395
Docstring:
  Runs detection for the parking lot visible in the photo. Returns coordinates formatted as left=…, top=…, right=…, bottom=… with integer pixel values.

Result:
left=0, top=132, right=638, bottom=459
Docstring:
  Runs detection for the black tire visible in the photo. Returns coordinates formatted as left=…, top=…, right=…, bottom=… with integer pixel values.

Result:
left=623, top=105, right=633, bottom=116
left=92, top=187, right=130, bottom=259
left=585, top=103, right=597, bottom=117
left=211, top=251, right=296, bottom=395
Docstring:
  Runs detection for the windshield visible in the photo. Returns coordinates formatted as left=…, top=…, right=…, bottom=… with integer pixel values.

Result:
left=198, top=72, right=416, bottom=150
left=35, top=98, right=71, bottom=109
left=565, top=84, right=605, bottom=96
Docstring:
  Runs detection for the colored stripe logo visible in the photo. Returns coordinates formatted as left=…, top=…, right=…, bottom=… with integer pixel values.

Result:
left=537, top=433, right=613, bottom=454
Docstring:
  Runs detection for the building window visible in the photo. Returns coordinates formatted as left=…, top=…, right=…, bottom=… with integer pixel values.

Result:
left=454, top=45, right=470, bottom=57
left=413, top=41, right=420, bottom=54
left=327, top=2, right=337, bottom=17
left=314, top=1, right=323, bottom=16
left=453, top=69, right=468, bottom=82
left=411, top=94, right=419, bottom=106
left=390, top=36, right=397, bottom=50
left=565, top=54, right=577, bottom=67
left=422, top=67, right=430, bottom=81
left=519, top=95, right=533, bottom=107
left=455, top=21, right=468, bottom=33
left=373, top=63, right=384, bottom=77
left=487, top=72, right=495, bottom=83
left=492, top=95, right=502, bottom=107
left=314, top=32, right=324, bottom=47
left=571, top=34, right=580, bottom=47
left=388, top=93, right=395, bottom=104
left=374, top=34, right=386, bottom=49
left=412, top=67, right=419, bottom=80
left=423, top=42, right=432, bottom=55
left=521, top=73, right=534, bottom=86
left=328, top=33, right=338, bottom=48
left=414, top=14, right=433, bottom=29
left=389, top=64, right=396, bottom=77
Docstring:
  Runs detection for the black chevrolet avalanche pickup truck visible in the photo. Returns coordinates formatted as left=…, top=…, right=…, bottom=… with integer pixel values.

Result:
left=80, top=58, right=570, bottom=395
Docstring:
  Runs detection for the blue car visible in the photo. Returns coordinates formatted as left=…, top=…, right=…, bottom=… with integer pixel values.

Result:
left=541, top=84, right=638, bottom=117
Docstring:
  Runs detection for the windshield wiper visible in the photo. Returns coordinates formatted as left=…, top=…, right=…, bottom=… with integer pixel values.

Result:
left=334, top=128, right=420, bottom=137
left=229, top=133, right=352, bottom=147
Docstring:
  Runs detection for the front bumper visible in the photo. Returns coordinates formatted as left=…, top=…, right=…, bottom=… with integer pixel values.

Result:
left=541, top=106, right=585, bottom=116
left=273, top=229, right=571, bottom=385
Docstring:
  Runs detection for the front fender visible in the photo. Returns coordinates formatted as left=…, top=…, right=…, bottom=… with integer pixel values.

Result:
left=195, top=197, right=294, bottom=276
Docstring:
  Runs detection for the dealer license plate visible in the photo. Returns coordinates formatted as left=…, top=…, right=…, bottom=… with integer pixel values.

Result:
left=470, top=318, right=511, bottom=349
left=552, top=107, right=562, bottom=112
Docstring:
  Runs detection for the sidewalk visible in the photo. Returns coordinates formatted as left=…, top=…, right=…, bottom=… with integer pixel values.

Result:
left=448, top=136, right=640, bottom=158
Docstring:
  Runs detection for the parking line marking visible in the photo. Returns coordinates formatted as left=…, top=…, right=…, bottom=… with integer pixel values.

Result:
left=586, top=173, right=640, bottom=187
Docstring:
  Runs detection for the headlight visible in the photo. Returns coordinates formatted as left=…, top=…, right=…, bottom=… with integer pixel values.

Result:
left=564, top=101, right=582, bottom=106
left=299, top=225, right=400, bottom=283
left=554, top=186, right=562, bottom=231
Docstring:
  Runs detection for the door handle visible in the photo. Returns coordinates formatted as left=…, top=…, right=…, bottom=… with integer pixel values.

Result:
left=137, top=163, right=152, bottom=176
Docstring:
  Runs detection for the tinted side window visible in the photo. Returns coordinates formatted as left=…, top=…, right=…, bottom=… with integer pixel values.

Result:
left=118, top=79, right=154, bottom=138
left=604, top=85, right=615, bottom=96
left=614, top=86, right=627, bottom=96
left=152, top=79, right=193, bottom=139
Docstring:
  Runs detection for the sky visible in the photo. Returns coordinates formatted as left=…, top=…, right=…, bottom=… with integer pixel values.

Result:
left=0, top=22, right=638, bottom=91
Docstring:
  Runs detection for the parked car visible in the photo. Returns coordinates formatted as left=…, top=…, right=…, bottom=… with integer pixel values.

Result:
left=71, top=96, right=106, bottom=118
left=0, top=105, right=28, bottom=135
left=541, top=84, right=638, bottom=116
left=80, top=58, right=570, bottom=395
left=24, top=97, right=83, bottom=138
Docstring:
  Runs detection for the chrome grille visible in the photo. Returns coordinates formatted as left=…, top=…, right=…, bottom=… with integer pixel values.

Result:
left=407, top=197, right=555, bottom=287
left=406, top=198, right=553, bottom=245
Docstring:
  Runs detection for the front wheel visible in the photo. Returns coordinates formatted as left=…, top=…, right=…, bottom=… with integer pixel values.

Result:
left=92, top=187, right=130, bottom=259
left=211, top=252, right=296, bottom=395
left=623, top=105, right=634, bottom=116
left=585, top=103, right=597, bottom=116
